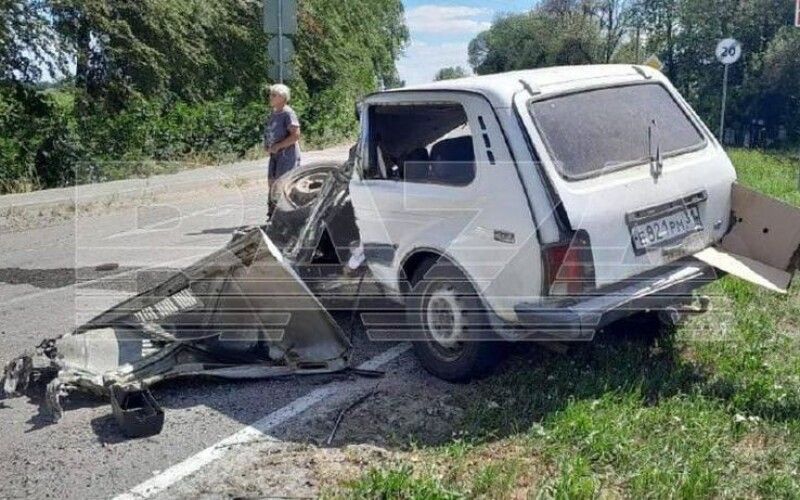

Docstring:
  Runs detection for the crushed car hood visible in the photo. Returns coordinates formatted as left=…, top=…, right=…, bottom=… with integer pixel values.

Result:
left=2, top=160, right=355, bottom=434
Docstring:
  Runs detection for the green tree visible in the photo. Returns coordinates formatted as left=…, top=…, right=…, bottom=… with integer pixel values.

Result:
left=469, top=11, right=604, bottom=75
left=0, top=0, right=68, bottom=82
left=468, top=0, right=800, bottom=145
left=293, top=0, right=408, bottom=142
left=0, top=0, right=409, bottom=192
left=434, top=66, right=469, bottom=81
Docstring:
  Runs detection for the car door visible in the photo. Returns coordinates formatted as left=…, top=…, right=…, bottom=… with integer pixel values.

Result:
left=349, top=92, right=542, bottom=320
left=694, top=183, right=800, bottom=293
left=348, top=94, right=483, bottom=292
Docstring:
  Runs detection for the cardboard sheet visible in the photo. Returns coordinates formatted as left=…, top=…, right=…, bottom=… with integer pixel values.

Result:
left=695, top=246, right=792, bottom=293
left=722, top=184, right=800, bottom=271
left=693, top=183, right=800, bottom=294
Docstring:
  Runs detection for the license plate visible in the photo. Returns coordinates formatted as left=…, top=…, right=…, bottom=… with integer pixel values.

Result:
left=631, top=205, right=703, bottom=251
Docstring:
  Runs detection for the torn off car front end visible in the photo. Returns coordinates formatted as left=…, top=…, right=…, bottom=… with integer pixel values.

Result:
left=2, top=160, right=358, bottom=437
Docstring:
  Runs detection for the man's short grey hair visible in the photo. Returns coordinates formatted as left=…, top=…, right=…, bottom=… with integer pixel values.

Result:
left=270, top=84, right=291, bottom=102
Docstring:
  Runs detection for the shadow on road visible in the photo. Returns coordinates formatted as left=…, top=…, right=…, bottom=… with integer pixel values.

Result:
left=186, top=227, right=249, bottom=236
left=275, top=314, right=693, bottom=451
left=0, top=267, right=89, bottom=289
left=0, top=266, right=183, bottom=293
left=18, top=384, right=108, bottom=434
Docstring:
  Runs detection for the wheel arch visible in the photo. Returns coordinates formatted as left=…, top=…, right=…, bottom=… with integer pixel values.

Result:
left=399, top=247, right=481, bottom=296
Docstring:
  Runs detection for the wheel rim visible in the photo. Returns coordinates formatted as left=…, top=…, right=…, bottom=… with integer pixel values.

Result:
left=285, top=172, right=330, bottom=208
left=425, top=286, right=465, bottom=361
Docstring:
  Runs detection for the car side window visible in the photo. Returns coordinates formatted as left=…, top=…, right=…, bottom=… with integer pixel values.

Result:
left=364, top=103, right=476, bottom=186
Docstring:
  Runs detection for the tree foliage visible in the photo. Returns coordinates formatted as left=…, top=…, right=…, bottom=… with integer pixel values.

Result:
left=434, top=66, right=469, bottom=81
left=293, top=0, right=407, bottom=142
left=469, top=0, right=800, bottom=145
left=0, top=0, right=408, bottom=192
left=469, top=11, right=604, bottom=74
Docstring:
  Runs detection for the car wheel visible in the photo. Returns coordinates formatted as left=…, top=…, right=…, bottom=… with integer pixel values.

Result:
left=266, top=162, right=344, bottom=247
left=407, top=258, right=502, bottom=382
left=270, top=161, right=342, bottom=213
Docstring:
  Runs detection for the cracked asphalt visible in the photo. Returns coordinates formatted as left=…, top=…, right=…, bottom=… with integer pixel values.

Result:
left=0, top=149, right=408, bottom=499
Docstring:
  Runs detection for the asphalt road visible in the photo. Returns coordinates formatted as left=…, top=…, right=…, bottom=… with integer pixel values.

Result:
left=0, top=148, right=402, bottom=499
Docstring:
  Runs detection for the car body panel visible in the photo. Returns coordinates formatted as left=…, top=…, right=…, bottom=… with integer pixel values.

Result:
left=2, top=166, right=355, bottom=431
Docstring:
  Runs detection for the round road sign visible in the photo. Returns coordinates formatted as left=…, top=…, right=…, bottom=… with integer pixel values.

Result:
left=716, top=38, right=742, bottom=65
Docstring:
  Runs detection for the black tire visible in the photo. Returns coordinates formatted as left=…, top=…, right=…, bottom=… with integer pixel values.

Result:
left=406, top=257, right=502, bottom=382
left=269, top=161, right=342, bottom=214
left=266, top=162, right=342, bottom=247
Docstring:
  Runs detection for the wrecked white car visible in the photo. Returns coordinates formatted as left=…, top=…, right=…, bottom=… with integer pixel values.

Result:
left=343, top=65, right=800, bottom=380
left=4, top=65, right=800, bottom=436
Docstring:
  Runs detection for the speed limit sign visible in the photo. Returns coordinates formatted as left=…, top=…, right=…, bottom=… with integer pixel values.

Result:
left=716, top=38, right=741, bottom=65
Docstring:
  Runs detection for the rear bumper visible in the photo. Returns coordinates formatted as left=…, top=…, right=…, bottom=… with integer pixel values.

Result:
left=513, top=259, right=718, bottom=340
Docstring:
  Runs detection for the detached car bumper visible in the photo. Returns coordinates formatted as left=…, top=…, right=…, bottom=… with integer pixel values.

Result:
left=514, top=259, right=718, bottom=340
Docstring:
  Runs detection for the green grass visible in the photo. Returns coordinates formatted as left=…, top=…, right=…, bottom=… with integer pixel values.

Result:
left=344, top=466, right=463, bottom=499
left=342, top=149, right=800, bottom=499
left=728, top=149, right=800, bottom=207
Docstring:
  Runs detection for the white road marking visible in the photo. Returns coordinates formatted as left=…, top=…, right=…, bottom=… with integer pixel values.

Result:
left=114, top=343, right=412, bottom=500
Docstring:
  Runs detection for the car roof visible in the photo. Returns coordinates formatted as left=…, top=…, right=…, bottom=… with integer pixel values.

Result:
left=382, top=64, right=661, bottom=108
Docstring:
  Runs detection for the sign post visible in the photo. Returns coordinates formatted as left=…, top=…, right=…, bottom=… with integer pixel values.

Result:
left=715, top=38, right=742, bottom=143
left=796, top=0, right=800, bottom=27
left=278, top=0, right=283, bottom=83
left=263, top=0, right=298, bottom=82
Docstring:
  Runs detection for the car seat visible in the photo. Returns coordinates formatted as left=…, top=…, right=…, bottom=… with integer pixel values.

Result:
left=402, top=147, right=430, bottom=181
left=429, top=136, right=475, bottom=185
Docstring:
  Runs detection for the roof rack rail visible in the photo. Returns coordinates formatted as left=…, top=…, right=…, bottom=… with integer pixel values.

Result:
left=632, top=65, right=653, bottom=79
left=518, top=79, right=540, bottom=96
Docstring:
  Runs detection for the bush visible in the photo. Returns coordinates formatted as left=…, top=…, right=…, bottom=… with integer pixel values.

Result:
left=0, top=88, right=271, bottom=193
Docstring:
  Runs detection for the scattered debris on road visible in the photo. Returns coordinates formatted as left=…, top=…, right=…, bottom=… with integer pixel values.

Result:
left=2, top=161, right=359, bottom=437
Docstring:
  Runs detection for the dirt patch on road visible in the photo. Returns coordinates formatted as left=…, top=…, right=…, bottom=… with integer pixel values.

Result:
left=178, top=442, right=396, bottom=499
left=160, top=353, right=476, bottom=499
left=281, top=368, right=467, bottom=449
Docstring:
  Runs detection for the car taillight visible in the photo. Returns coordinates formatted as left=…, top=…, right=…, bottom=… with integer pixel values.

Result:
left=544, top=231, right=595, bottom=297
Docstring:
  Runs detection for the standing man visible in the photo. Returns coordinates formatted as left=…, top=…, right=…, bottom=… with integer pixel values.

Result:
left=264, top=84, right=301, bottom=217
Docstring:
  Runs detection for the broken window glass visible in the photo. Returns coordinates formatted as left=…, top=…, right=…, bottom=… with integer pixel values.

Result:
left=364, top=103, right=476, bottom=186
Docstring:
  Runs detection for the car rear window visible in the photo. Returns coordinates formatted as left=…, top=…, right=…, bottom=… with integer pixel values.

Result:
left=529, top=83, right=706, bottom=179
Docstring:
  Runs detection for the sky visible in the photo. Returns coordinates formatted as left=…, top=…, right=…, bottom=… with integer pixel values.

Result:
left=398, top=0, right=533, bottom=85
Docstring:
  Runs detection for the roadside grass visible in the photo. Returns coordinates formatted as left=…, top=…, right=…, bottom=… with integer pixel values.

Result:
left=1, top=138, right=348, bottom=196
left=728, top=149, right=800, bottom=207
left=341, top=149, right=800, bottom=499
left=0, top=176, right=41, bottom=194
